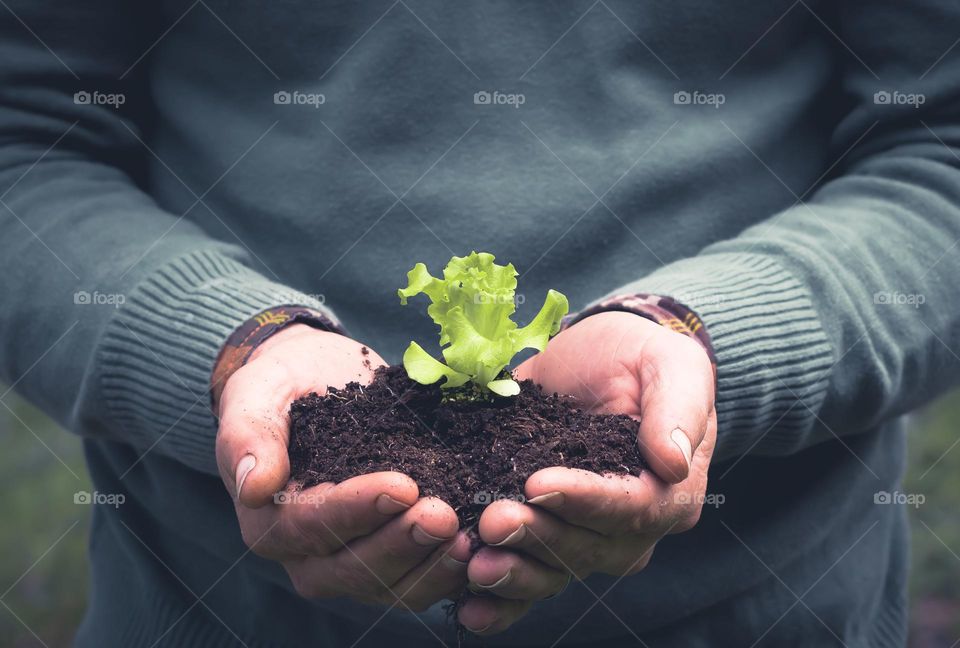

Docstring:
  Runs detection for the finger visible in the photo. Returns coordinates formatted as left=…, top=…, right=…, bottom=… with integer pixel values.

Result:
left=511, top=354, right=538, bottom=383
left=457, top=595, right=533, bottom=636
left=391, top=531, right=473, bottom=611
left=237, top=472, right=419, bottom=559
left=477, top=500, right=611, bottom=576
left=216, top=360, right=299, bottom=507
left=289, top=497, right=459, bottom=601
left=524, top=467, right=664, bottom=535
left=635, top=331, right=713, bottom=483
left=215, top=333, right=387, bottom=509
left=467, top=547, right=569, bottom=601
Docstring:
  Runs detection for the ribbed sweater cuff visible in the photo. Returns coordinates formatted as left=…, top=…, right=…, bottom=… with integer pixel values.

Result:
left=98, top=249, right=335, bottom=475
left=615, top=253, right=834, bottom=460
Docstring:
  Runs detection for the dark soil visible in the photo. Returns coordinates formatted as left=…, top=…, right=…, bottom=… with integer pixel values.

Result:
left=289, top=365, right=646, bottom=528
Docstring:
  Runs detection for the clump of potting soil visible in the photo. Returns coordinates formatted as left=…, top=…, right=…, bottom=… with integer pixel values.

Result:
left=289, top=365, right=646, bottom=528
left=289, top=251, right=647, bottom=527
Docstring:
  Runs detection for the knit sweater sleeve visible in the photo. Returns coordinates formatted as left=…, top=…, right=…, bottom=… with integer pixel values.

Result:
left=0, top=1, right=333, bottom=475
left=601, top=0, right=960, bottom=461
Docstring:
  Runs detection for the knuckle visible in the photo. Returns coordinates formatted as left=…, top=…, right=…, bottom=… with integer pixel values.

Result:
left=288, top=571, right=331, bottom=600
left=673, top=506, right=703, bottom=533
left=332, top=562, right=382, bottom=598
left=239, top=524, right=272, bottom=557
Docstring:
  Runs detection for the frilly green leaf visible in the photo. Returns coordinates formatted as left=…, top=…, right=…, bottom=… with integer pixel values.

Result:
left=398, top=252, right=569, bottom=396
left=402, top=341, right=470, bottom=388
left=508, top=289, right=569, bottom=354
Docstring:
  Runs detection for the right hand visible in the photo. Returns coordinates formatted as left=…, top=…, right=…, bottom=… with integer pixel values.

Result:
left=215, top=324, right=471, bottom=610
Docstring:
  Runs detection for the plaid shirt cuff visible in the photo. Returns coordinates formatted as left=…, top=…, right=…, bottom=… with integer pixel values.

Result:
left=210, top=306, right=343, bottom=415
left=564, top=293, right=716, bottom=365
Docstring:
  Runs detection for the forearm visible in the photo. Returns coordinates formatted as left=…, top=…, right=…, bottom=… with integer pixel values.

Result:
left=589, top=0, right=960, bottom=460
left=0, top=0, right=335, bottom=474
left=603, top=129, right=960, bottom=460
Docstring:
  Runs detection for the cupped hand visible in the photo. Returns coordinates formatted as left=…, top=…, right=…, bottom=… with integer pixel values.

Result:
left=458, top=311, right=717, bottom=634
left=215, top=324, right=471, bottom=611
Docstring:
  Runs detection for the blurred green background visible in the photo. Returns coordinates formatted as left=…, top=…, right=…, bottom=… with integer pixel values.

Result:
left=0, top=388, right=958, bottom=647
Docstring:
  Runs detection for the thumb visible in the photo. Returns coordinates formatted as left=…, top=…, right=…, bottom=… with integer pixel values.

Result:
left=215, top=361, right=296, bottom=508
left=511, top=353, right=540, bottom=384
left=636, top=335, right=713, bottom=484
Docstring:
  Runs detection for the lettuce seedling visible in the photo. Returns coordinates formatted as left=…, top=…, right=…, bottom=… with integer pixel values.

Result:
left=398, top=251, right=569, bottom=397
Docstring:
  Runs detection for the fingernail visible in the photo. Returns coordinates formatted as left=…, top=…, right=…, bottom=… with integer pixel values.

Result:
left=463, top=621, right=493, bottom=634
left=475, top=569, right=513, bottom=590
left=376, top=494, right=411, bottom=515
left=490, top=524, right=526, bottom=547
left=544, top=573, right=574, bottom=600
left=411, top=524, right=447, bottom=546
left=671, top=428, right=692, bottom=469
left=527, top=491, right=564, bottom=509
left=235, top=454, right=256, bottom=499
left=441, top=555, right=468, bottom=571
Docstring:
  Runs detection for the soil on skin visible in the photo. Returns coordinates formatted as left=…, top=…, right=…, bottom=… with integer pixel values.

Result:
left=289, top=365, right=646, bottom=528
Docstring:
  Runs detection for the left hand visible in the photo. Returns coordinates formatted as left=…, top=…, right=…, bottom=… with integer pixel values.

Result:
left=457, top=311, right=717, bottom=635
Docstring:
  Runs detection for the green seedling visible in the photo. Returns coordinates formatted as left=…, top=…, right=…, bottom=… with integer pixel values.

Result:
left=398, top=251, right=569, bottom=397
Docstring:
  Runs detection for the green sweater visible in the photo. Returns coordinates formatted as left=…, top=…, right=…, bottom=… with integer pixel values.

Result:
left=2, top=1, right=958, bottom=646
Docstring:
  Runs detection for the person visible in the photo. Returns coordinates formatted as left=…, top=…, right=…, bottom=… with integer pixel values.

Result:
left=1, top=1, right=958, bottom=646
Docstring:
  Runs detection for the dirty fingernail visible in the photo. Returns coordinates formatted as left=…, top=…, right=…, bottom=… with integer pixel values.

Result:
left=411, top=524, right=447, bottom=546
left=464, top=621, right=493, bottom=634
left=441, top=555, right=468, bottom=571
left=376, top=494, right=411, bottom=515
left=490, top=524, right=526, bottom=547
left=476, top=569, right=513, bottom=590
left=235, top=454, right=256, bottom=499
left=527, top=491, right=564, bottom=509
left=671, top=428, right=692, bottom=469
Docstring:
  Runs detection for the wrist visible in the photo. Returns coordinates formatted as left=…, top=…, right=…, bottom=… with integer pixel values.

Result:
left=247, top=324, right=343, bottom=363
left=211, top=306, right=343, bottom=415
left=568, top=293, right=715, bottom=363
